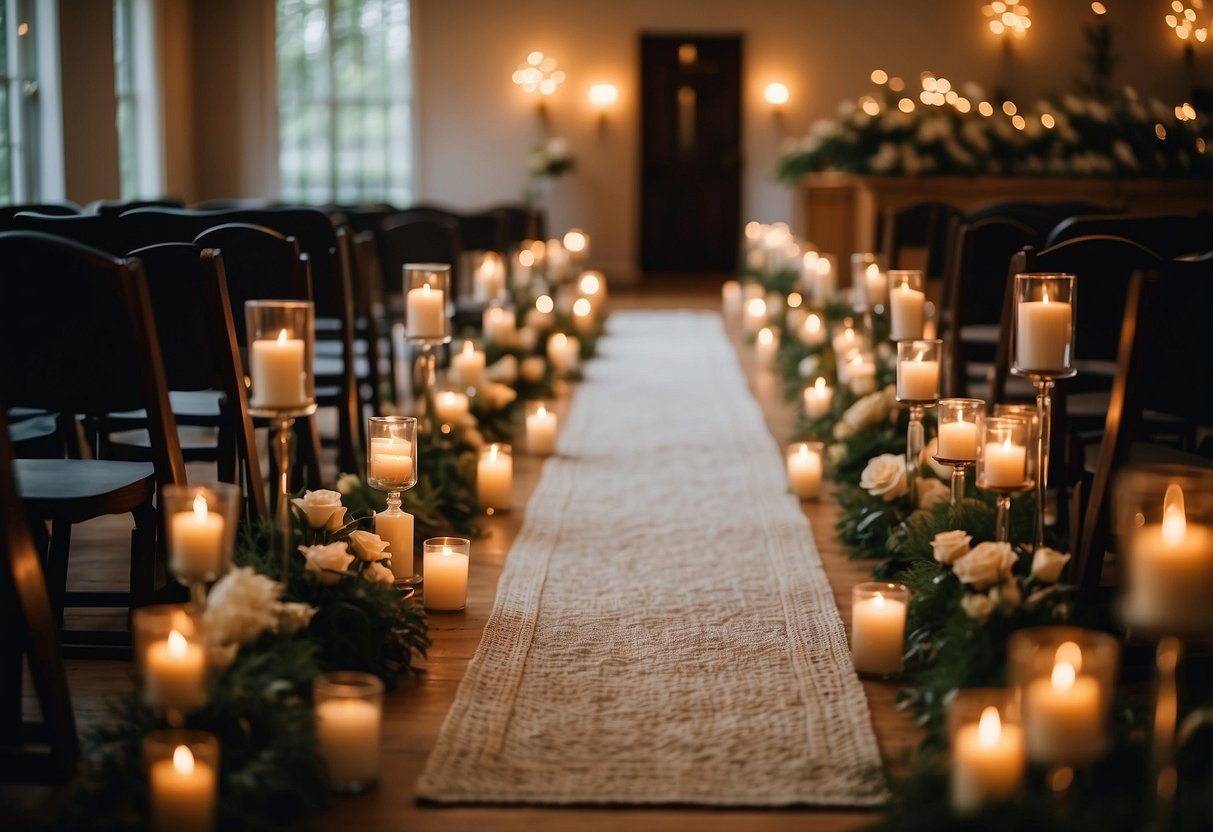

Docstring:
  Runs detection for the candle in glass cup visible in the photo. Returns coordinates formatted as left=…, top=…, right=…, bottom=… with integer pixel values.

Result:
left=1125, top=481, right=1213, bottom=632
left=800, top=312, right=826, bottom=347
left=847, top=353, right=877, bottom=395
left=1016, top=290, right=1072, bottom=373
left=406, top=282, right=445, bottom=339
left=755, top=326, right=779, bottom=369
left=803, top=377, right=834, bottom=419
left=889, top=271, right=925, bottom=341
left=526, top=402, right=558, bottom=455
left=810, top=254, right=837, bottom=305
left=483, top=306, right=517, bottom=344
left=424, top=538, right=470, bottom=611
left=473, top=252, right=506, bottom=303
left=547, top=333, right=580, bottom=375
left=477, top=443, right=512, bottom=511
left=896, top=345, right=940, bottom=401
left=368, top=438, right=414, bottom=484
left=937, top=399, right=984, bottom=462
left=434, top=390, right=469, bottom=426
left=743, top=297, right=767, bottom=334
left=1023, top=642, right=1102, bottom=764
left=865, top=263, right=888, bottom=307
left=249, top=328, right=306, bottom=409
left=851, top=582, right=909, bottom=677
left=146, top=734, right=218, bottom=832
left=982, top=437, right=1028, bottom=488
left=170, top=494, right=225, bottom=579
left=786, top=442, right=823, bottom=499
left=451, top=340, right=486, bottom=388
left=951, top=706, right=1025, bottom=814
left=314, top=672, right=384, bottom=792
left=145, top=629, right=207, bottom=711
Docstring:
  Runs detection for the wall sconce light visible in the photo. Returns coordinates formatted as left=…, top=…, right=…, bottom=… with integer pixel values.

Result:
left=588, top=83, right=619, bottom=132
left=513, top=51, right=566, bottom=97
left=764, top=82, right=790, bottom=108
left=1166, top=1, right=1209, bottom=45
left=983, top=2, right=1031, bottom=38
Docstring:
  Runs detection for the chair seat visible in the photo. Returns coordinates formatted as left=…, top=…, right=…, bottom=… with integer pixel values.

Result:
left=1084, top=442, right=1213, bottom=476
left=107, top=390, right=223, bottom=423
left=9, top=414, right=58, bottom=445
left=15, top=459, right=156, bottom=521
left=959, top=323, right=1000, bottom=345
left=314, top=355, right=370, bottom=379
left=108, top=426, right=220, bottom=456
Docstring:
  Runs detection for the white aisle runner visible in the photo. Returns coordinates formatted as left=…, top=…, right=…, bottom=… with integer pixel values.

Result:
left=417, top=311, right=886, bottom=806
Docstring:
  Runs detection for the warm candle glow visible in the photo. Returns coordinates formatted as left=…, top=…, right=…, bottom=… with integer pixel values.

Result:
left=746, top=298, right=766, bottom=317
left=579, top=272, right=601, bottom=295
left=757, top=327, right=774, bottom=346
left=873, top=591, right=885, bottom=608
left=1051, top=659, right=1076, bottom=692
left=167, top=629, right=188, bottom=658
left=1163, top=484, right=1187, bottom=545
left=573, top=298, right=592, bottom=318
left=764, top=82, right=790, bottom=106
left=536, top=295, right=554, bottom=314
left=563, top=229, right=587, bottom=252
left=173, top=745, right=195, bottom=775
left=787, top=292, right=802, bottom=308
left=192, top=495, right=207, bottom=521
left=806, top=314, right=821, bottom=333
left=442, top=545, right=452, bottom=557
left=814, top=377, right=826, bottom=394
left=519, top=249, right=535, bottom=267
left=277, top=328, right=288, bottom=343
left=978, top=706, right=1002, bottom=747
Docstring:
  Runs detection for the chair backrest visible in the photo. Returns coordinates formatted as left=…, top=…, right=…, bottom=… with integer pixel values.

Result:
left=375, top=212, right=463, bottom=298
left=1046, top=213, right=1213, bottom=260
left=90, top=198, right=185, bottom=217
left=0, top=406, right=79, bottom=783
left=0, top=203, right=80, bottom=224
left=118, top=206, right=232, bottom=254
left=964, top=201, right=1122, bottom=238
left=8, top=212, right=125, bottom=256
left=492, top=203, right=542, bottom=247
left=880, top=201, right=961, bottom=277
left=458, top=209, right=505, bottom=253
left=192, top=197, right=272, bottom=211
left=0, top=231, right=186, bottom=488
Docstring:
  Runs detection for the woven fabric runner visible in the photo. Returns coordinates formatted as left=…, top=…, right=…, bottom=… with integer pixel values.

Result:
left=416, top=311, right=887, bottom=807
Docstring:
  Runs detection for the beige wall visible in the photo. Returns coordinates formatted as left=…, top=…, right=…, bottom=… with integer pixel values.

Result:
left=58, top=0, right=120, bottom=205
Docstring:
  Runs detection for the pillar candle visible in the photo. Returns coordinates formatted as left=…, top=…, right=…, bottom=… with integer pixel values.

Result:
left=865, top=263, right=888, bottom=307
left=1024, top=645, right=1102, bottom=763
left=406, top=283, right=446, bottom=339
left=1016, top=296, right=1072, bottom=372
left=375, top=507, right=415, bottom=579
left=800, top=313, right=826, bottom=347
left=451, top=341, right=486, bottom=388
left=982, top=438, right=1027, bottom=488
left=315, top=697, right=381, bottom=783
left=811, top=257, right=835, bottom=305
left=434, top=390, right=469, bottom=426
left=1126, top=484, right=1213, bottom=632
left=848, top=355, right=877, bottom=396
left=368, top=438, right=414, bottom=483
left=889, top=283, right=926, bottom=341
left=787, top=444, right=823, bottom=499
left=546, top=333, right=580, bottom=375
left=249, top=329, right=306, bottom=409
left=851, top=591, right=907, bottom=676
left=755, top=327, right=779, bottom=369
left=526, top=405, right=558, bottom=455
left=145, top=630, right=207, bottom=710
left=483, top=307, right=517, bottom=344
left=149, top=746, right=216, bottom=832
left=743, top=298, right=767, bottom=334
left=170, top=495, right=224, bottom=578
left=473, top=254, right=505, bottom=303
left=803, top=377, right=834, bottom=420
left=721, top=280, right=742, bottom=318
left=938, top=420, right=980, bottom=462
left=477, top=445, right=513, bottom=510
left=951, top=707, right=1025, bottom=814
left=897, top=355, right=940, bottom=401
left=424, top=544, right=469, bottom=611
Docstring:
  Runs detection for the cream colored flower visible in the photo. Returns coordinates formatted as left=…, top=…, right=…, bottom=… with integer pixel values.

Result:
left=299, top=541, right=354, bottom=585
left=952, top=541, right=1018, bottom=590
left=520, top=355, right=547, bottom=383
left=275, top=601, right=317, bottom=635
left=827, top=443, right=847, bottom=467
left=931, top=530, right=972, bottom=565
left=485, top=381, right=517, bottom=410
left=920, top=437, right=954, bottom=481
left=463, top=426, right=486, bottom=449
left=335, top=472, right=361, bottom=496
left=798, top=355, right=821, bottom=379
left=1031, top=547, right=1071, bottom=584
left=991, top=580, right=1022, bottom=613
left=917, top=478, right=949, bottom=511
left=833, top=386, right=895, bottom=441
left=291, top=489, right=348, bottom=531
left=203, top=567, right=282, bottom=654
left=485, top=354, right=519, bottom=385
left=859, top=453, right=908, bottom=502
left=362, top=561, right=395, bottom=585
left=348, top=530, right=391, bottom=562
left=961, top=592, right=995, bottom=623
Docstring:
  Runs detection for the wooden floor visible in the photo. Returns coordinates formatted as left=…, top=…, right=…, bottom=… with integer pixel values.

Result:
left=4, top=275, right=918, bottom=831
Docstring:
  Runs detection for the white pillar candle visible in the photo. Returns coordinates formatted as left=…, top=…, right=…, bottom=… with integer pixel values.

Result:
left=149, top=746, right=216, bottom=832
left=249, top=329, right=306, bottom=409
left=434, top=390, right=469, bottom=426
left=513, top=248, right=534, bottom=288
left=546, top=333, right=580, bottom=375
left=889, top=283, right=926, bottom=341
left=755, top=327, right=779, bottom=369
left=473, top=253, right=506, bottom=303
left=831, top=325, right=859, bottom=357
left=938, top=420, right=980, bottom=462
left=528, top=295, right=555, bottom=331
left=1016, top=296, right=1072, bottom=373
left=483, top=307, right=517, bottom=345
left=477, top=444, right=513, bottom=510
left=368, top=438, right=414, bottom=483
left=526, top=405, right=558, bottom=455
left=799, top=250, right=819, bottom=293
left=424, top=544, right=469, bottom=611
left=406, top=283, right=446, bottom=339
left=1024, top=643, right=1102, bottom=763
left=742, top=297, right=767, bottom=335
left=145, top=630, right=207, bottom=710
left=897, top=354, right=940, bottom=401
left=848, top=355, right=877, bottom=396
left=546, top=239, right=570, bottom=280
left=951, top=707, right=1025, bottom=814
left=170, top=495, right=225, bottom=579
left=811, top=257, right=835, bottom=305
left=375, top=507, right=415, bottom=579
left=800, top=313, right=826, bottom=347
left=803, top=377, right=834, bottom=419
left=315, top=697, right=381, bottom=783
left=983, top=438, right=1027, bottom=488
left=451, top=341, right=487, bottom=389
left=787, top=444, right=823, bottom=499
left=1127, top=485, right=1213, bottom=632
left=721, top=280, right=742, bottom=319
left=851, top=591, right=907, bottom=676
left=865, top=263, right=889, bottom=307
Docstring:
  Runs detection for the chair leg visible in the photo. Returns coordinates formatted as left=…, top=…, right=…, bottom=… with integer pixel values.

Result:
left=44, top=521, right=73, bottom=629
left=297, top=415, right=325, bottom=490
left=129, top=502, right=158, bottom=608
left=337, top=382, right=362, bottom=478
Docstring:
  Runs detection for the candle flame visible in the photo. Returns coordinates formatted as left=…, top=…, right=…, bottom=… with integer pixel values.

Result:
left=1051, top=659, right=1076, bottom=692
left=172, top=745, right=195, bottom=775
left=192, top=494, right=208, bottom=520
left=814, top=376, right=826, bottom=393
left=1056, top=640, right=1083, bottom=672
left=167, top=629, right=189, bottom=658
left=579, top=273, right=600, bottom=295
left=1042, top=288, right=1050, bottom=304
left=277, top=328, right=288, bottom=343
left=746, top=298, right=767, bottom=317
left=442, top=545, right=452, bottom=557
left=573, top=298, right=592, bottom=317
left=816, top=258, right=831, bottom=276
left=536, top=294, right=554, bottom=314
left=851, top=353, right=863, bottom=366
left=489, top=444, right=499, bottom=462
left=1162, top=484, right=1187, bottom=545
left=552, top=333, right=567, bottom=348
left=519, top=249, right=535, bottom=267
left=1002, top=435, right=1013, bottom=451
left=977, top=706, right=1002, bottom=747
left=866, top=263, right=880, bottom=279
left=787, top=292, right=802, bottom=308
left=806, top=313, right=821, bottom=333
left=914, top=350, right=925, bottom=363
left=873, top=591, right=885, bottom=608
left=797, top=443, right=810, bottom=459
left=441, top=391, right=454, bottom=404
left=422, top=283, right=432, bottom=295
left=758, top=327, right=774, bottom=345
left=537, top=405, right=547, bottom=418
left=462, top=341, right=474, bottom=356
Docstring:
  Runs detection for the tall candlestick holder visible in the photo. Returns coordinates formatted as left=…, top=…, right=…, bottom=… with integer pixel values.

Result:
left=162, top=482, right=241, bottom=609
left=976, top=415, right=1036, bottom=542
left=246, top=300, right=317, bottom=579
left=896, top=339, right=941, bottom=505
left=368, top=416, right=421, bottom=587
left=402, top=263, right=453, bottom=436
left=934, top=398, right=984, bottom=504
left=1010, top=273, right=1076, bottom=552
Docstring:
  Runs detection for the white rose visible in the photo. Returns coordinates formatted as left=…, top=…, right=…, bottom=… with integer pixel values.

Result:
left=348, top=530, right=391, bottom=562
left=335, top=472, right=361, bottom=496
left=464, top=426, right=486, bottom=449
left=275, top=601, right=317, bottom=635
left=917, top=478, right=950, bottom=511
left=961, top=592, right=995, bottom=623
left=1031, top=547, right=1071, bottom=584
left=520, top=355, right=547, bottom=383
left=362, top=561, right=395, bottom=585
left=952, top=541, right=1018, bottom=590
left=486, top=381, right=517, bottom=410
left=291, top=489, right=348, bottom=531
left=485, top=355, right=519, bottom=385
left=835, top=387, right=893, bottom=441
left=991, top=580, right=1022, bottom=613
left=299, top=541, right=354, bottom=585
left=931, top=530, right=972, bottom=565
left=827, top=443, right=847, bottom=467
left=859, top=453, right=908, bottom=502
left=203, top=567, right=282, bottom=651
left=920, top=438, right=954, bottom=481
left=798, top=355, right=821, bottom=378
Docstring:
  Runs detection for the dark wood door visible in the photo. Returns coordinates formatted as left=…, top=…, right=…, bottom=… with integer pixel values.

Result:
left=640, top=35, right=742, bottom=274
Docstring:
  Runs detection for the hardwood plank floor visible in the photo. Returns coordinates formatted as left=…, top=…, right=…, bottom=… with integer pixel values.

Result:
left=3, top=277, right=919, bottom=831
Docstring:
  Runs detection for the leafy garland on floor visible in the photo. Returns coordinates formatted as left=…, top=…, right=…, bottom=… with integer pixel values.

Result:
left=739, top=270, right=1213, bottom=829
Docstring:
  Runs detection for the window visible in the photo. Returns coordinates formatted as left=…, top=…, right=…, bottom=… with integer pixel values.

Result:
left=276, top=0, right=412, bottom=206
left=2, top=0, right=61, bottom=203
left=113, top=0, right=162, bottom=199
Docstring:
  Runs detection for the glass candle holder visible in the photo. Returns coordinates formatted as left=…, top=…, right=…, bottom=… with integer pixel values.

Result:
left=526, top=400, right=558, bottom=456
left=546, top=332, right=581, bottom=377
left=803, top=377, right=834, bottom=420
left=244, top=299, right=316, bottom=417
left=935, top=398, right=985, bottom=504
left=512, top=243, right=535, bottom=288
left=403, top=262, right=451, bottom=343
left=859, top=254, right=888, bottom=311
left=482, top=304, right=518, bottom=346
left=313, top=671, right=385, bottom=794
left=1115, top=464, right=1213, bottom=636
left=144, top=729, right=219, bottom=832
left=831, top=317, right=863, bottom=358
left=433, top=388, right=470, bottom=434
left=948, top=688, right=1025, bottom=815
left=477, top=443, right=513, bottom=514
left=1011, top=273, right=1076, bottom=378
left=755, top=326, right=780, bottom=369
left=808, top=252, right=838, bottom=306
left=850, top=581, right=910, bottom=678
left=473, top=251, right=506, bottom=304
left=162, top=482, right=241, bottom=590
left=424, top=536, right=471, bottom=612
left=367, top=416, right=417, bottom=492
left=1008, top=626, right=1119, bottom=767
left=450, top=338, right=487, bottom=390
left=786, top=441, right=824, bottom=500
left=133, top=605, right=207, bottom=713
left=896, top=339, right=941, bottom=404
left=888, top=269, right=926, bottom=341
left=976, top=415, right=1036, bottom=542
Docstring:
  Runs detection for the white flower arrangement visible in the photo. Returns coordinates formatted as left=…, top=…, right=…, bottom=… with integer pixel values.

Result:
left=529, top=136, right=574, bottom=177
